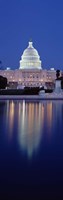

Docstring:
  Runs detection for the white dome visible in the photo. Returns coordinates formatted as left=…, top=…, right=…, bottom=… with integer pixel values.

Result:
left=19, top=41, right=42, bottom=69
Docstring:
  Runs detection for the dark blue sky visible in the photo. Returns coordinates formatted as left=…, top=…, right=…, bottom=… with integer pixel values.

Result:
left=0, top=0, right=63, bottom=70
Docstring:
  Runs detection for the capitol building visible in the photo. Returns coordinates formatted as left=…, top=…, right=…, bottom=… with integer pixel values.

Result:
left=0, top=41, right=58, bottom=88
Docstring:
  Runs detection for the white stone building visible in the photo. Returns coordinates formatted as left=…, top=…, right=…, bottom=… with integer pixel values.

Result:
left=0, top=41, right=57, bottom=88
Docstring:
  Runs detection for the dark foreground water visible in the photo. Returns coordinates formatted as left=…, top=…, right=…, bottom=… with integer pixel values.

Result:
left=0, top=100, right=63, bottom=199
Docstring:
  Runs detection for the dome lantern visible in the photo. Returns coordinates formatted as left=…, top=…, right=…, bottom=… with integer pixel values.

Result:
left=28, top=41, right=33, bottom=48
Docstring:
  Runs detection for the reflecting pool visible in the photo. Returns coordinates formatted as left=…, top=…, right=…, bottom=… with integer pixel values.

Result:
left=0, top=100, right=63, bottom=199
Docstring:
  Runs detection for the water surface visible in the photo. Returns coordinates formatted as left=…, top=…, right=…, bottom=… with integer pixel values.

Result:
left=0, top=100, right=63, bottom=199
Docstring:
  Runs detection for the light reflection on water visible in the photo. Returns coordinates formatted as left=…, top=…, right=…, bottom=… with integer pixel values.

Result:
left=1, top=100, right=63, bottom=198
left=1, top=100, right=63, bottom=157
left=18, top=101, right=44, bottom=157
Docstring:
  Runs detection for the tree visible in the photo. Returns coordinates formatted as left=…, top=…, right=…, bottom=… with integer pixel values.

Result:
left=61, top=72, right=63, bottom=89
left=0, top=61, right=2, bottom=64
left=0, top=61, right=2, bottom=69
left=0, top=76, right=7, bottom=89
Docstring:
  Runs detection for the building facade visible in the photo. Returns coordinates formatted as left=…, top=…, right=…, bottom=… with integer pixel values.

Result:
left=0, top=41, right=59, bottom=88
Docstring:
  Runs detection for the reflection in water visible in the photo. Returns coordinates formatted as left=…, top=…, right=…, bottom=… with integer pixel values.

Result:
left=2, top=100, right=63, bottom=158
left=9, top=101, right=15, bottom=134
left=6, top=101, right=15, bottom=139
left=47, top=102, right=52, bottom=126
left=46, top=102, right=53, bottom=136
left=18, top=101, right=44, bottom=157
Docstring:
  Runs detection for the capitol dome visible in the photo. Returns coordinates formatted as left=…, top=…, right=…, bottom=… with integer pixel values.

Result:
left=19, top=41, right=42, bottom=69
